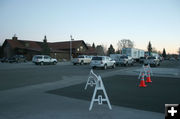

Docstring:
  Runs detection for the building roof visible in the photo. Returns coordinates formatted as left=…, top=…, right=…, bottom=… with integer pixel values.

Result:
left=5, top=39, right=24, bottom=49
left=48, top=40, right=88, bottom=50
left=86, top=46, right=97, bottom=55
left=2, top=37, right=92, bottom=54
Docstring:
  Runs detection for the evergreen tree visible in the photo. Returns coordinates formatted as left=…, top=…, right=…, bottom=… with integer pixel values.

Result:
left=92, top=43, right=95, bottom=48
left=96, top=45, right=105, bottom=56
left=107, top=44, right=115, bottom=55
left=41, top=35, right=50, bottom=55
left=147, top=41, right=152, bottom=56
left=162, top=48, right=167, bottom=58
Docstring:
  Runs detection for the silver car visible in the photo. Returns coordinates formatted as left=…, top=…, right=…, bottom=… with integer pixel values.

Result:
left=144, top=56, right=160, bottom=67
left=32, top=55, right=57, bottom=65
left=90, top=56, right=116, bottom=70
left=119, top=56, right=134, bottom=66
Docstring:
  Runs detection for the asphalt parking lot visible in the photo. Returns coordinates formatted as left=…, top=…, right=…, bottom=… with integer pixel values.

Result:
left=0, top=60, right=180, bottom=119
left=0, top=61, right=141, bottom=91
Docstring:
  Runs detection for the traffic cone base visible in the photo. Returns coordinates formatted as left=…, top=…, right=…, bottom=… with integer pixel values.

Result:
left=139, top=80, right=147, bottom=87
left=146, top=77, right=152, bottom=83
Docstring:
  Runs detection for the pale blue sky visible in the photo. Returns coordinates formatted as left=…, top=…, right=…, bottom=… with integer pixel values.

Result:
left=0, top=0, right=180, bottom=53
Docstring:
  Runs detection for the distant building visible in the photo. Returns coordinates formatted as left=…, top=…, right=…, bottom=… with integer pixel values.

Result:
left=1, top=36, right=97, bottom=60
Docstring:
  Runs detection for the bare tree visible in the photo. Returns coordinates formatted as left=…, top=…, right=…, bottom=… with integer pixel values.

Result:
left=102, top=44, right=107, bottom=55
left=117, top=39, right=134, bottom=50
left=117, top=40, right=123, bottom=51
left=178, top=47, right=180, bottom=55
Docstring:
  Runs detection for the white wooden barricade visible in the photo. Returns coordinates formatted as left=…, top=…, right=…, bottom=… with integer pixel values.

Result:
left=85, top=69, right=98, bottom=90
left=138, top=64, right=153, bottom=79
left=89, top=75, right=112, bottom=111
left=143, top=64, right=153, bottom=76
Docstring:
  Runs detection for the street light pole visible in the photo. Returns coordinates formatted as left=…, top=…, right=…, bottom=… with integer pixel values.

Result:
left=70, top=35, right=72, bottom=61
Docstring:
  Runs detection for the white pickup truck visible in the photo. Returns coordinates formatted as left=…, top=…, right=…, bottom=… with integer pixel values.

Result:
left=72, top=55, right=92, bottom=65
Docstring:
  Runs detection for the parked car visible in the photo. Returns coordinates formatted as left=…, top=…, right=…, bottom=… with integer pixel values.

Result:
left=6, top=55, right=27, bottom=63
left=158, top=56, right=163, bottom=62
left=169, top=57, right=176, bottom=61
left=110, top=54, right=123, bottom=66
left=1, top=57, right=8, bottom=63
left=72, top=55, right=92, bottom=65
left=119, top=56, right=134, bottom=66
left=15, top=55, right=27, bottom=62
left=32, top=55, right=57, bottom=65
left=144, top=56, right=160, bottom=67
left=90, top=56, right=116, bottom=70
left=8, top=56, right=17, bottom=63
left=139, top=57, right=146, bottom=64
left=177, top=56, right=180, bottom=61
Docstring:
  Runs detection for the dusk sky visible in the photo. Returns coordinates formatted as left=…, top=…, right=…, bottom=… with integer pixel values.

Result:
left=0, top=0, right=180, bottom=54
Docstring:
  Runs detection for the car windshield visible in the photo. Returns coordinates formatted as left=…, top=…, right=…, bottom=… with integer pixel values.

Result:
left=78, top=55, right=84, bottom=58
left=92, top=57, right=102, bottom=60
left=35, top=56, right=42, bottom=59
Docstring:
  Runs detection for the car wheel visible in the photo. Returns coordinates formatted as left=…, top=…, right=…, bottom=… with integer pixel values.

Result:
left=112, top=64, right=116, bottom=68
left=73, top=63, right=76, bottom=65
left=40, top=62, right=44, bottom=66
left=80, top=61, right=84, bottom=65
left=104, top=64, right=107, bottom=70
left=53, top=61, right=57, bottom=65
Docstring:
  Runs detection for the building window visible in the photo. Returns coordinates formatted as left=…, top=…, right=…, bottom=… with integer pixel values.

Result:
left=25, top=43, right=29, bottom=47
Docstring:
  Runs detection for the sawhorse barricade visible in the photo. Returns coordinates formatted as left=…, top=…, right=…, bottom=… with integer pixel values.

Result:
left=85, top=69, right=112, bottom=111
left=84, top=69, right=98, bottom=90
left=138, top=64, right=153, bottom=79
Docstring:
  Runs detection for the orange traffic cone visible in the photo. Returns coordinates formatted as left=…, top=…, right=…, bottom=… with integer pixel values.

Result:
left=139, top=72, right=147, bottom=87
left=146, top=71, right=152, bottom=83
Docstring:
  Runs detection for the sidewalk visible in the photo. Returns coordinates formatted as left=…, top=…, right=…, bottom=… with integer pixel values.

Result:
left=0, top=75, right=164, bottom=119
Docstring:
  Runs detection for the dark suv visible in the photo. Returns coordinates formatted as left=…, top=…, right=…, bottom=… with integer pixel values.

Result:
left=8, top=55, right=27, bottom=63
left=15, top=55, right=27, bottom=62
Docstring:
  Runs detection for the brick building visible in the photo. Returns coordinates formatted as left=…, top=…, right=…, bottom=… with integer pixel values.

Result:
left=1, top=36, right=97, bottom=61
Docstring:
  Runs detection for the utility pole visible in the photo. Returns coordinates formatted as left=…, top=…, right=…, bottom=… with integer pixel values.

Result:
left=70, top=35, right=73, bottom=61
